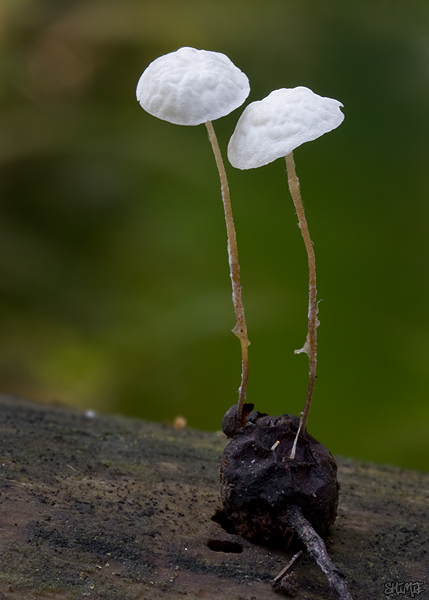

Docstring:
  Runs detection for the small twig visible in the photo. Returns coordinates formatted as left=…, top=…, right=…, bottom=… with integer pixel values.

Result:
left=272, top=550, right=303, bottom=585
left=285, top=505, right=354, bottom=600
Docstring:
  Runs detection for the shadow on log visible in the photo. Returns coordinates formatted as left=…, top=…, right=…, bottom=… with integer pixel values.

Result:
left=0, top=394, right=427, bottom=599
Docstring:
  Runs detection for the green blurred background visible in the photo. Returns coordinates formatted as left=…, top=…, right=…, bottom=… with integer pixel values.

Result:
left=1, top=0, right=428, bottom=470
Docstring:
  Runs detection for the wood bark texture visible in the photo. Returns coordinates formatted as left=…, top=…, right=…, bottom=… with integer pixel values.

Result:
left=0, top=394, right=427, bottom=600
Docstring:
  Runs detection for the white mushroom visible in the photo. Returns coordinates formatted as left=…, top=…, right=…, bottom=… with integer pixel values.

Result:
left=228, top=86, right=344, bottom=169
left=227, top=86, right=344, bottom=457
left=137, top=46, right=250, bottom=126
left=136, top=48, right=251, bottom=424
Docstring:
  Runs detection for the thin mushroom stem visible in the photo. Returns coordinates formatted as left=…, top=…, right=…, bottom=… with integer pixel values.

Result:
left=285, top=151, right=318, bottom=459
left=206, top=120, right=250, bottom=424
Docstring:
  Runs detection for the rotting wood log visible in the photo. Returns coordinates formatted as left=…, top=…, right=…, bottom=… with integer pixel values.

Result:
left=0, top=394, right=427, bottom=599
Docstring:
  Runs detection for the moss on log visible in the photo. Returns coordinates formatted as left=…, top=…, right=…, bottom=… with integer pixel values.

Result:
left=0, top=394, right=427, bottom=599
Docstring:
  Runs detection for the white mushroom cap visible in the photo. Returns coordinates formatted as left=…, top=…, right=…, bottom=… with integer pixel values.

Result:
left=228, top=87, right=344, bottom=169
left=136, top=47, right=250, bottom=126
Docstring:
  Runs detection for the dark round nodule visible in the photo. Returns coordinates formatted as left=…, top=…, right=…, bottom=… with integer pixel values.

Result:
left=220, top=408, right=339, bottom=544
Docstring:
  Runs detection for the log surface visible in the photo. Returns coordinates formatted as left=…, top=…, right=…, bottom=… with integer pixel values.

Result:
left=0, top=394, right=427, bottom=599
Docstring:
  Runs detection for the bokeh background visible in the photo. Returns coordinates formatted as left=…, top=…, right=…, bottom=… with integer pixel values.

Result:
left=1, top=0, right=428, bottom=470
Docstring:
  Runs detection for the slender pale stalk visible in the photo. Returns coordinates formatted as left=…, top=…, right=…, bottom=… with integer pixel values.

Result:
left=206, top=120, right=250, bottom=424
left=285, top=152, right=318, bottom=459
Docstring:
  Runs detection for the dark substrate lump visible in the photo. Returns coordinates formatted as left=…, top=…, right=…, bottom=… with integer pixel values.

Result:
left=220, top=409, right=339, bottom=544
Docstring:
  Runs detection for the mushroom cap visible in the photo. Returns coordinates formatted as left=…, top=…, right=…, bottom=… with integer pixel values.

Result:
left=136, top=47, right=250, bottom=126
left=228, top=87, right=344, bottom=170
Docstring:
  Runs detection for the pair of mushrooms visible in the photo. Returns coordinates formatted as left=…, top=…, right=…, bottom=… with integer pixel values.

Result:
left=137, top=47, right=344, bottom=456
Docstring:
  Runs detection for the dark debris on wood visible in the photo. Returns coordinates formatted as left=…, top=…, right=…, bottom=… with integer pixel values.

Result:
left=0, top=394, right=427, bottom=599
